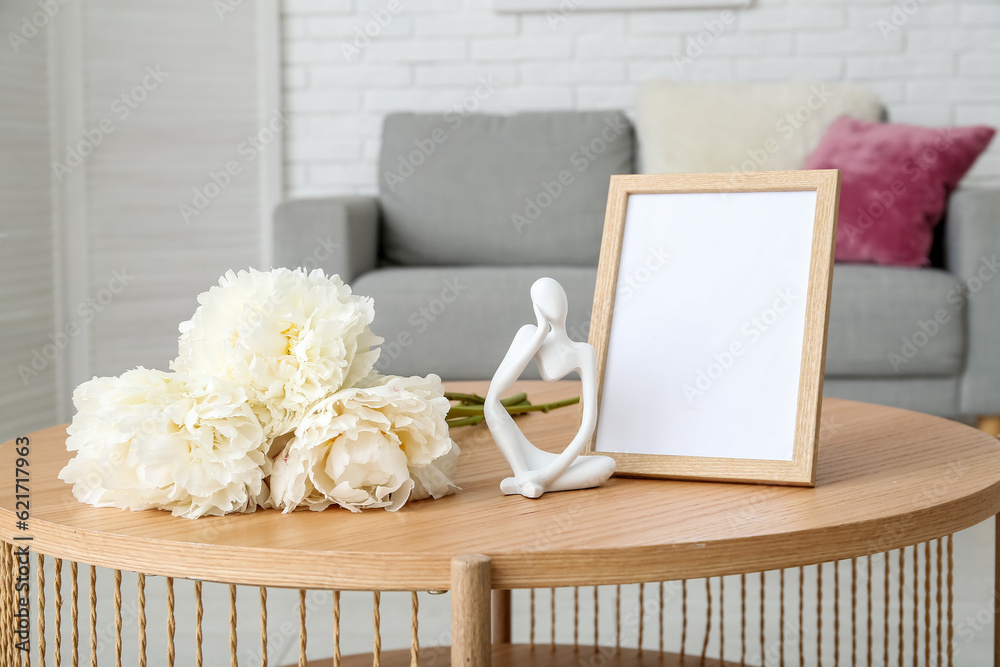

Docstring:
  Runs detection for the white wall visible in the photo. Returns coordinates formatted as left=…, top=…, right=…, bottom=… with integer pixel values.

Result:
left=0, top=0, right=58, bottom=441
left=282, top=0, right=1000, bottom=198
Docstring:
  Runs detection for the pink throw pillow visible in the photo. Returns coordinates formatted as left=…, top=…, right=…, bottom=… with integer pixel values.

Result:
left=803, top=116, right=994, bottom=267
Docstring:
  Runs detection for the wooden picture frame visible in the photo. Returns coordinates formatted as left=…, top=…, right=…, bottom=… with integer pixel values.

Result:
left=584, top=171, right=840, bottom=486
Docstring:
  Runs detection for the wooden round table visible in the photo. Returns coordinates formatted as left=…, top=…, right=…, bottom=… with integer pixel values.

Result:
left=3, top=380, right=1000, bottom=666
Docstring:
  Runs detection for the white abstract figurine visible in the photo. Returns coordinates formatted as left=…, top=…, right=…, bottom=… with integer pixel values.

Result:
left=485, top=277, right=616, bottom=499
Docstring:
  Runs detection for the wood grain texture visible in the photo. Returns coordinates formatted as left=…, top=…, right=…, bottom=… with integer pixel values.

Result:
left=2, top=381, right=1000, bottom=591
left=492, top=590, right=512, bottom=644
left=794, top=169, right=840, bottom=487
left=451, top=555, right=492, bottom=667
left=295, top=645, right=747, bottom=667
left=586, top=171, right=841, bottom=486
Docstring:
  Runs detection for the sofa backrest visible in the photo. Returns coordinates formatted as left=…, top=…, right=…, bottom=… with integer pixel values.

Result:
left=378, top=111, right=634, bottom=267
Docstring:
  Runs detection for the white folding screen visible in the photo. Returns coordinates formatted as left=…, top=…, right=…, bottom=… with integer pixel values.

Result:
left=75, top=0, right=271, bottom=385
left=0, top=0, right=59, bottom=442
left=43, top=0, right=279, bottom=417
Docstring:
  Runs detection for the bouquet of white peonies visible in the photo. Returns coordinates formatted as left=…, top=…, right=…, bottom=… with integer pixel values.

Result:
left=59, top=268, right=459, bottom=519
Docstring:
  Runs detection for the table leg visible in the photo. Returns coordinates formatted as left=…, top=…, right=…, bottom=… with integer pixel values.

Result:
left=0, top=542, right=10, bottom=663
left=452, top=554, right=492, bottom=667
left=980, top=416, right=1000, bottom=438
left=493, top=589, right=512, bottom=644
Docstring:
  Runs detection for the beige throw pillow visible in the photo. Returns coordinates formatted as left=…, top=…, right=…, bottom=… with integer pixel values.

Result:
left=636, top=80, right=883, bottom=174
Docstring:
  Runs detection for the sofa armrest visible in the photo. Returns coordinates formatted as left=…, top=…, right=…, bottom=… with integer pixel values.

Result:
left=272, top=196, right=380, bottom=284
left=945, top=188, right=1000, bottom=414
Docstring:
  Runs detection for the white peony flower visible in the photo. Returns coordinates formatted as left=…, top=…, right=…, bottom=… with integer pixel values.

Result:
left=269, top=374, right=459, bottom=513
left=410, top=439, right=460, bottom=502
left=171, top=268, right=382, bottom=438
left=58, top=368, right=268, bottom=519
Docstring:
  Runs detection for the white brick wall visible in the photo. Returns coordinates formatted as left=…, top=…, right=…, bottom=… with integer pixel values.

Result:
left=283, top=0, right=1000, bottom=197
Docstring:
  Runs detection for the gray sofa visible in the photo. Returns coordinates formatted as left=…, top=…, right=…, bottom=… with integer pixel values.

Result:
left=274, top=111, right=1000, bottom=423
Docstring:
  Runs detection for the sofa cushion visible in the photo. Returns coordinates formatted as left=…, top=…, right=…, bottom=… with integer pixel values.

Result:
left=353, top=266, right=598, bottom=379
left=803, top=117, right=995, bottom=267
left=823, top=377, right=960, bottom=416
left=636, top=80, right=882, bottom=174
left=378, top=111, right=634, bottom=267
left=354, top=264, right=965, bottom=381
left=826, top=265, right=966, bottom=377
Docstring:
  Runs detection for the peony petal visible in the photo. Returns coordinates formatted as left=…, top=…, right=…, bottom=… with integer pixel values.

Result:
left=59, top=368, right=268, bottom=519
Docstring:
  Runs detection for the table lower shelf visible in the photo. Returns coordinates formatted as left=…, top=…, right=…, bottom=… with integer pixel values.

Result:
left=295, top=644, right=743, bottom=666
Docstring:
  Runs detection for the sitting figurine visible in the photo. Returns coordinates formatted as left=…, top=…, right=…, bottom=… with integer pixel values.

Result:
left=485, top=277, right=616, bottom=499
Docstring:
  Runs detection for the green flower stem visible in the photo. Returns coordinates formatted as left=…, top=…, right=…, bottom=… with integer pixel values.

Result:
left=502, top=396, right=579, bottom=414
left=443, top=392, right=487, bottom=404
left=500, top=392, right=529, bottom=407
left=446, top=415, right=486, bottom=428
left=446, top=394, right=580, bottom=424
left=443, top=392, right=528, bottom=408
left=448, top=401, right=530, bottom=417
left=447, top=405, right=491, bottom=417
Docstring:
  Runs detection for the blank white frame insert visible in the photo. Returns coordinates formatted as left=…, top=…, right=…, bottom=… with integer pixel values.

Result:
left=585, top=172, right=840, bottom=486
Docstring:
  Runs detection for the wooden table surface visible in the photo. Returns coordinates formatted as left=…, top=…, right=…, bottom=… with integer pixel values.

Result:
left=3, top=380, right=1000, bottom=591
